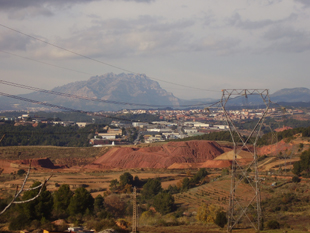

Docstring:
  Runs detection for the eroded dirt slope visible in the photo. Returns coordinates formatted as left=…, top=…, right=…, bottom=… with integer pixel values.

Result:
left=85, top=140, right=225, bottom=169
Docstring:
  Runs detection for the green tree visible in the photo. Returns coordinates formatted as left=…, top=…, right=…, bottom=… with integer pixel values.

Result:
left=109, top=179, right=119, bottom=191
left=119, top=172, right=133, bottom=187
left=214, top=211, right=227, bottom=228
left=181, top=177, right=191, bottom=191
left=292, top=161, right=302, bottom=176
left=68, top=187, right=94, bottom=216
left=94, top=195, right=104, bottom=213
left=153, top=192, right=175, bottom=215
left=293, top=149, right=310, bottom=177
left=17, top=181, right=53, bottom=223
left=133, top=175, right=140, bottom=187
left=191, top=168, right=209, bottom=184
left=142, top=178, right=162, bottom=199
left=53, top=184, right=73, bottom=217
left=292, top=176, right=300, bottom=183
left=17, top=169, right=26, bottom=176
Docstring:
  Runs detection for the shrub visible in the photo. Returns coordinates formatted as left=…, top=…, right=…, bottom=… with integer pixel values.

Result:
left=17, top=169, right=26, bottom=176
left=139, top=210, right=161, bottom=226
left=196, top=203, right=222, bottom=224
left=292, top=176, right=300, bottom=183
left=221, top=168, right=229, bottom=176
left=93, top=219, right=117, bottom=231
left=214, top=211, right=227, bottom=228
left=9, top=214, right=31, bottom=230
left=266, top=220, right=280, bottom=229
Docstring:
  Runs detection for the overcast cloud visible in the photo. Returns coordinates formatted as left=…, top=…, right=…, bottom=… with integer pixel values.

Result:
left=0, top=0, right=310, bottom=100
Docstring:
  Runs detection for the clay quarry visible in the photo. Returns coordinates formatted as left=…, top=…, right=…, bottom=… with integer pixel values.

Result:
left=0, top=138, right=307, bottom=175
left=0, top=137, right=307, bottom=195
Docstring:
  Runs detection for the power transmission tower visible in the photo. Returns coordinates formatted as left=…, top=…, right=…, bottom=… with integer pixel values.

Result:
left=221, top=89, right=270, bottom=232
left=132, top=186, right=137, bottom=233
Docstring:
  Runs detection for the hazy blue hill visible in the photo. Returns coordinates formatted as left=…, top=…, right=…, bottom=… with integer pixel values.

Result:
left=0, top=73, right=183, bottom=111
left=270, top=87, right=310, bottom=102
left=0, top=76, right=309, bottom=111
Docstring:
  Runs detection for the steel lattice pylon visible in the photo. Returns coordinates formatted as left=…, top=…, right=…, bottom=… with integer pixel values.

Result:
left=221, top=89, right=270, bottom=232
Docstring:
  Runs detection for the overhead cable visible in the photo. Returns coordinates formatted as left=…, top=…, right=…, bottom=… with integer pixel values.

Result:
left=0, top=50, right=93, bottom=76
left=0, top=79, right=217, bottom=108
left=0, top=23, right=220, bottom=92
left=0, top=91, right=140, bottom=123
left=0, top=91, right=221, bottom=124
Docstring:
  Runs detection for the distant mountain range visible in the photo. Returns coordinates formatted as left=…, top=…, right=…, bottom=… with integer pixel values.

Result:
left=0, top=73, right=310, bottom=111
left=270, top=88, right=310, bottom=102
left=0, top=73, right=189, bottom=111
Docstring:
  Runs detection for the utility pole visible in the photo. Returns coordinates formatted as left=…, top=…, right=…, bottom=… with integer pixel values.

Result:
left=221, top=89, right=270, bottom=232
left=132, top=186, right=137, bottom=233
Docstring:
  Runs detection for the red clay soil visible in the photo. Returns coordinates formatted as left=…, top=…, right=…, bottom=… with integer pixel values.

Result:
left=274, top=126, right=293, bottom=132
left=257, top=140, right=294, bottom=156
left=85, top=140, right=225, bottom=170
left=198, top=160, right=232, bottom=168
left=0, top=159, right=19, bottom=174
left=0, top=158, right=58, bottom=174
left=167, top=163, right=197, bottom=169
left=14, top=158, right=57, bottom=169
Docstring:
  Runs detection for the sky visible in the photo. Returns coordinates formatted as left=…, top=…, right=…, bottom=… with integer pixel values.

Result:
left=0, top=0, right=310, bottom=100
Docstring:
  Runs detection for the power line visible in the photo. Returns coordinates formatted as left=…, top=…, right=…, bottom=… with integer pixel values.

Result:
left=0, top=131, right=91, bottom=135
left=0, top=50, right=93, bottom=76
left=0, top=23, right=220, bottom=93
left=0, top=79, right=215, bottom=108
left=0, top=91, right=138, bottom=123
left=0, top=91, right=221, bottom=123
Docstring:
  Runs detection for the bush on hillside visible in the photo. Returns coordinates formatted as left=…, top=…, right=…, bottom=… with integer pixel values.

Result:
left=214, top=211, right=227, bottom=228
left=292, top=176, right=300, bottom=183
left=266, top=220, right=280, bottom=229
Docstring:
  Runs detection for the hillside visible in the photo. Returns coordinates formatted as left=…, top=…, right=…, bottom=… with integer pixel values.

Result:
left=0, top=73, right=181, bottom=111
left=270, top=87, right=310, bottom=102
left=85, top=140, right=225, bottom=169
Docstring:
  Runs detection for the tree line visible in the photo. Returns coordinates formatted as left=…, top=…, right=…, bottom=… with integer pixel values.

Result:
left=0, top=122, right=105, bottom=147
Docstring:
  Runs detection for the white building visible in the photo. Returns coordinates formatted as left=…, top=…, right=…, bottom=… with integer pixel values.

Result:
left=214, top=125, right=228, bottom=130
left=184, top=128, right=198, bottom=134
left=76, top=122, right=91, bottom=127
left=193, top=122, right=210, bottom=127
left=97, top=133, right=116, bottom=140
left=132, top=122, right=149, bottom=127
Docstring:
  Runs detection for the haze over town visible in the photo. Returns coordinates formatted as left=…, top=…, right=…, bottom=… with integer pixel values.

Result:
left=1, top=0, right=310, bottom=100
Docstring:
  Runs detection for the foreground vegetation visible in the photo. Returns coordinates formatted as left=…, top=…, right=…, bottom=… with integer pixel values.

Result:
left=0, top=169, right=231, bottom=232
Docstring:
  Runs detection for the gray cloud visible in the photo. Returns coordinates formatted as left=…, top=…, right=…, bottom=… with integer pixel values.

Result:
left=229, top=13, right=298, bottom=30
left=0, top=0, right=155, bottom=19
left=0, top=0, right=98, bottom=19
left=191, top=37, right=240, bottom=55
left=0, top=0, right=153, bottom=10
left=0, top=32, right=32, bottom=51
left=36, top=16, right=195, bottom=59
left=141, top=18, right=195, bottom=32
left=264, top=26, right=304, bottom=40
left=120, top=0, right=155, bottom=2
left=264, top=26, right=310, bottom=53
left=295, top=0, right=310, bottom=8
left=0, top=0, right=99, bottom=9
